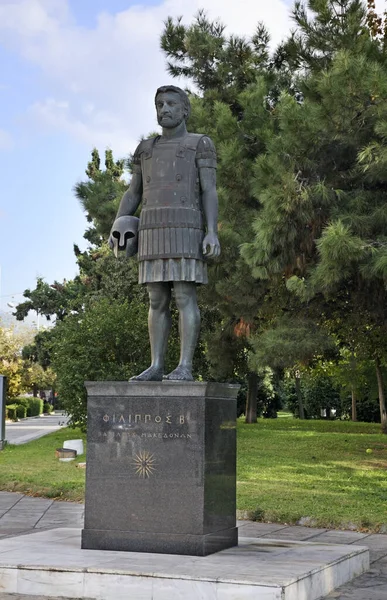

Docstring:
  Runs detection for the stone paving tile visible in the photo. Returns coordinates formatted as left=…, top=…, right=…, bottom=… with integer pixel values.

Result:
left=237, top=522, right=288, bottom=536
left=0, top=493, right=24, bottom=502
left=15, top=498, right=52, bottom=508
left=35, top=519, right=84, bottom=529
left=260, top=525, right=328, bottom=540
left=354, top=534, right=387, bottom=550
left=1, top=516, right=42, bottom=525
left=311, top=530, right=371, bottom=545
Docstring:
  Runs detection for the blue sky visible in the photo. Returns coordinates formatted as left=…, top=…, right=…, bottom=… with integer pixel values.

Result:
left=0, top=0, right=297, bottom=317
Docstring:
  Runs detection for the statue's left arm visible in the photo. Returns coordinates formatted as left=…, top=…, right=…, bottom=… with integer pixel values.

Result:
left=198, top=137, right=221, bottom=258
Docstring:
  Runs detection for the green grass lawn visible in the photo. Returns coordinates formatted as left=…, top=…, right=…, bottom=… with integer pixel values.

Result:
left=0, top=428, right=87, bottom=502
left=0, top=417, right=386, bottom=530
left=237, top=418, right=387, bottom=530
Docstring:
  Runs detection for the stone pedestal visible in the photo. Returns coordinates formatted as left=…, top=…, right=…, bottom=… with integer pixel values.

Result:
left=81, top=381, right=239, bottom=556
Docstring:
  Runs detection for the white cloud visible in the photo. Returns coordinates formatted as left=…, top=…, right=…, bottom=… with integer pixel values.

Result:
left=0, top=129, right=14, bottom=150
left=0, top=0, right=292, bottom=155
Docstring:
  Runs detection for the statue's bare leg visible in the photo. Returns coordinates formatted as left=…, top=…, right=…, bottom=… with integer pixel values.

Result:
left=131, top=282, right=171, bottom=381
left=164, top=282, right=200, bottom=381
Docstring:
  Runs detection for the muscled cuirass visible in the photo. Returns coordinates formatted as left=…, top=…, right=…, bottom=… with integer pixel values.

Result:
left=138, top=133, right=205, bottom=262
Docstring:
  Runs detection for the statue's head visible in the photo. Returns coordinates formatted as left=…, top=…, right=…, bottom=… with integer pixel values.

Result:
left=155, top=85, right=191, bottom=128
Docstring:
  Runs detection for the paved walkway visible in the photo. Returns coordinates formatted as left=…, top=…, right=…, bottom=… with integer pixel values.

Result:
left=0, top=492, right=386, bottom=599
left=4, top=413, right=69, bottom=445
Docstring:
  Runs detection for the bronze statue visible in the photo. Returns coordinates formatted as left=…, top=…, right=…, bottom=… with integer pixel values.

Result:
left=109, top=85, right=220, bottom=381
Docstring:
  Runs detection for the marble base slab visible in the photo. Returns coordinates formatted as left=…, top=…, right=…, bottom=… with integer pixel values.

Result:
left=82, top=526, right=238, bottom=556
left=0, top=528, right=369, bottom=600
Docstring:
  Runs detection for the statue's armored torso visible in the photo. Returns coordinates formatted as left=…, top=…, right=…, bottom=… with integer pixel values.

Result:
left=133, top=133, right=216, bottom=284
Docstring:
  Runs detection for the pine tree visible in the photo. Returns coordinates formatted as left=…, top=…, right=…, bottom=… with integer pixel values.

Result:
left=242, top=0, right=387, bottom=427
left=74, top=148, right=126, bottom=245
left=276, top=0, right=380, bottom=72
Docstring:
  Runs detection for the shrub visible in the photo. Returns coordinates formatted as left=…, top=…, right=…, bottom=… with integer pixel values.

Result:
left=6, top=404, right=18, bottom=421
left=13, top=396, right=30, bottom=408
left=27, top=398, right=43, bottom=417
left=43, top=402, right=53, bottom=414
left=16, top=404, right=27, bottom=419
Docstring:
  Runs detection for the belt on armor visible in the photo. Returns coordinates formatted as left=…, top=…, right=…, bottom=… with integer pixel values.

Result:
left=139, top=206, right=203, bottom=230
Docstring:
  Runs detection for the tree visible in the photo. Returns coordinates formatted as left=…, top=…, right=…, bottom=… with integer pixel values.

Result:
left=276, top=0, right=381, bottom=73
left=20, top=362, right=56, bottom=398
left=50, top=297, right=149, bottom=429
left=242, top=0, right=387, bottom=428
left=74, top=148, right=126, bottom=244
left=0, top=324, right=36, bottom=399
left=249, top=317, right=336, bottom=418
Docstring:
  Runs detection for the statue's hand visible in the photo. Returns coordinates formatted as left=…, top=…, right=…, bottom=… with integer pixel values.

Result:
left=203, top=232, right=221, bottom=258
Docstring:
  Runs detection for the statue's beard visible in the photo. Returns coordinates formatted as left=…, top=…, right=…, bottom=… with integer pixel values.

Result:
left=158, top=115, right=185, bottom=128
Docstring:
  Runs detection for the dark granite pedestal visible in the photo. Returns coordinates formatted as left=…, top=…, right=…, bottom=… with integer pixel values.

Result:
left=81, top=381, right=239, bottom=556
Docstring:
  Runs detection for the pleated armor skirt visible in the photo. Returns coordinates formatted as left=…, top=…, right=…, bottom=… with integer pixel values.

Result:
left=138, top=258, right=208, bottom=284
left=137, top=218, right=208, bottom=284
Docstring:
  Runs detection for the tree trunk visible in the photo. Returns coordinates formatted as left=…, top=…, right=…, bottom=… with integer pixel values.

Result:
left=32, top=383, right=38, bottom=398
left=295, top=374, right=305, bottom=419
left=245, top=372, right=258, bottom=424
left=375, top=358, right=387, bottom=425
left=351, top=389, right=357, bottom=422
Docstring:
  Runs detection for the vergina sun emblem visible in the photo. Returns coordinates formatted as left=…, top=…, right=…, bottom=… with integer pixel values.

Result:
left=132, top=450, right=157, bottom=478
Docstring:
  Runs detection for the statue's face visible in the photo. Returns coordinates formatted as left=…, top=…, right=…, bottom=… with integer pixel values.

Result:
left=156, top=92, right=185, bottom=128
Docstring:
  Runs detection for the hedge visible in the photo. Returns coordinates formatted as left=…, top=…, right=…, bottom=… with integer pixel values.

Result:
left=6, top=404, right=18, bottom=421
left=43, top=402, right=53, bottom=414
left=27, top=398, right=43, bottom=417
left=11, top=396, right=44, bottom=417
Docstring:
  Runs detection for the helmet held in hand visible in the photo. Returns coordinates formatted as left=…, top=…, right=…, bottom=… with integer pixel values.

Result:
left=111, top=216, right=139, bottom=258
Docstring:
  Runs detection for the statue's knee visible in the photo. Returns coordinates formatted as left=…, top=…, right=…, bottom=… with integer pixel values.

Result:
left=149, top=289, right=169, bottom=311
left=175, top=286, right=199, bottom=312
left=174, top=289, right=190, bottom=310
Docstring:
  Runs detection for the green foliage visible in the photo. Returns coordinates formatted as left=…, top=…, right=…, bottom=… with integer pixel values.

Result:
left=15, top=277, right=85, bottom=322
left=276, top=0, right=375, bottom=73
left=5, top=405, right=18, bottom=421
left=5, top=403, right=27, bottom=420
left=237, top=2, right=387, bottom=425
left=74, top=148, right=126, bottom=244
left=15, top=404, right=27, bottom=419
left=249, top=318, right=336, bottom=372
left=10, top=396, right=29, bottom=408
left=161, top=10, right=270, bottom=100
left=26, top=397, right=43, bottom=417
left=50, top=297, right=151, bottom=429
left=10, top=396, right=44, bottom=418
left=304, top=374, right=342, bottom=418
left=43, top=402, right=53, bottom=414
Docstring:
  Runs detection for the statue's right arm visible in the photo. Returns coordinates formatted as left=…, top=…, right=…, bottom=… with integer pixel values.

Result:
left=115, top=170, right=143, bottom=219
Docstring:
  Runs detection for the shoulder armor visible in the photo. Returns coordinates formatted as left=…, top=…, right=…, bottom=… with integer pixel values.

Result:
left=137, top=136, right=158, bottom=159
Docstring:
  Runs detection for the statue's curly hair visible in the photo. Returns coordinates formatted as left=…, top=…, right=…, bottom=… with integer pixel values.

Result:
left=155, top=85, right=191, bottom=122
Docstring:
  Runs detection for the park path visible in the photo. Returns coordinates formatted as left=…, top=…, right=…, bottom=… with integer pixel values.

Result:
left=4, top=413, right=69, bottom=445
left=0, top=492, right=386, bottom=599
